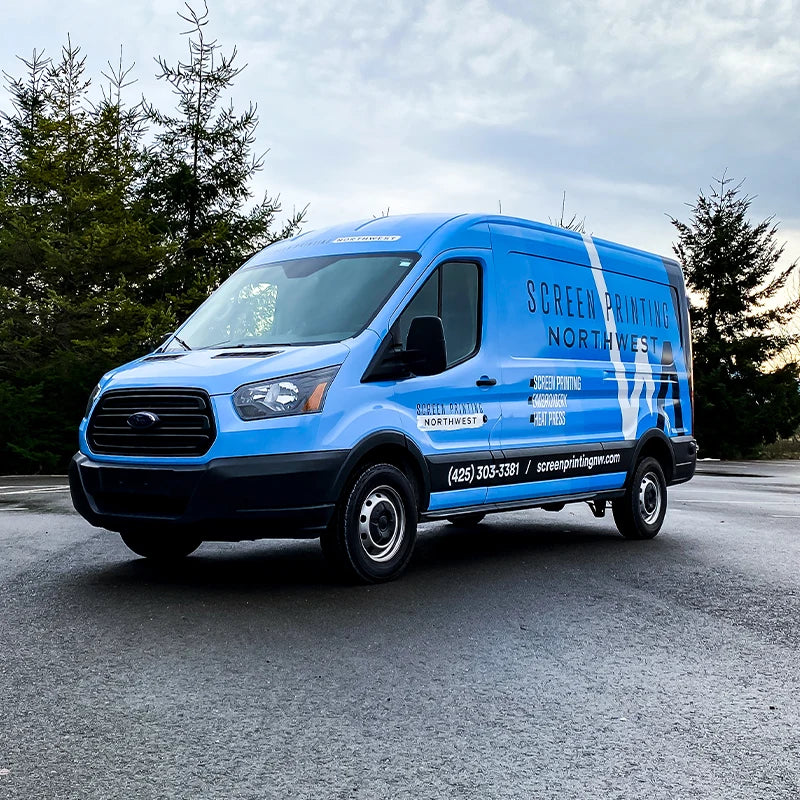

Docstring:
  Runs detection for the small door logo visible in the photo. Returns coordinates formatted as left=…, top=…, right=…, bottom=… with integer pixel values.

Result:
left=127, top=411, right=160, bottom=430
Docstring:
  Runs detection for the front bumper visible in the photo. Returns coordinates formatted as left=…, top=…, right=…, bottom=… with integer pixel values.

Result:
left=69, top=450, right=348, bottom=538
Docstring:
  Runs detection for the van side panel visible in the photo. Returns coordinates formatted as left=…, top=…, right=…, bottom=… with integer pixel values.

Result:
left=485, top=224, right=690, bottom=504
left=70, top=213, right=695, bottom=540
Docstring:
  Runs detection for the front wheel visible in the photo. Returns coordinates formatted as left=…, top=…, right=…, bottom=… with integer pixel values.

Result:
left=612, top=457, right=667, bottom=539
left=119, top=529, right=202, bottom=561
left=320, top=463, right=418, bottom=583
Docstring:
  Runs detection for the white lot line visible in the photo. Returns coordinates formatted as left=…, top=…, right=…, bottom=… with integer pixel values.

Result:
left=674, top=496, right=799, bottom=519
left=0, top=487, right=69, bottom=496
left=676, top=499, right=797, bottom=504
left=678, top=488, right=796, bottom=495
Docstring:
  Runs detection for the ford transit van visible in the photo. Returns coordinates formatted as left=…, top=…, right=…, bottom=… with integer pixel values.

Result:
left=70, top=213, right=697, bottom=582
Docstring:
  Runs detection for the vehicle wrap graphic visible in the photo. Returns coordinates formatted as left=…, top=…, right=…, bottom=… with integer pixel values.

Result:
left=655, top=342, right=684, bottom=433
left=415, top=401, right=488, bottom=431
left=583, top=234, right=659, bottom=441
left=528, top=374, right=580, bottom=428
left=332, top=235, right=401, bottom=243
left=417, top=413, right=486, bottom=431
left=427, top=445, right=634, bottom=492
left=73, top=214, right=694, bottom=539
left=497, top=242, right=687, bottom=442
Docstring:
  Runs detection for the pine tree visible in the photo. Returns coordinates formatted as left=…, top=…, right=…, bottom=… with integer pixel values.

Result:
left=0, top=43, right=167, bottom=471
left=0, top=12, right=306, bottom=472
left=671, top=175, right=800, bottom=458
left=143, top=1, right=306, bottom=317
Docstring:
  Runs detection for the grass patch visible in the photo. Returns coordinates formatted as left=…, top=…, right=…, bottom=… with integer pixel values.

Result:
left=759, top=433, right=800, bottom=459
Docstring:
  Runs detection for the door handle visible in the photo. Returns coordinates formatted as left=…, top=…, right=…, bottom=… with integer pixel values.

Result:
left=476, top=376, right=497, bottom=387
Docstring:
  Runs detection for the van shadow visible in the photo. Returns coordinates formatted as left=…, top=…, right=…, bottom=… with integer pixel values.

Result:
left=58, top=511, right=689, bottom=650
left=85, top=511, right=645, bottom=597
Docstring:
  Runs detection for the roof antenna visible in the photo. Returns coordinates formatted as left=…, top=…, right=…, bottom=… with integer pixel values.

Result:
left=498, top=200, right=502, bottom=214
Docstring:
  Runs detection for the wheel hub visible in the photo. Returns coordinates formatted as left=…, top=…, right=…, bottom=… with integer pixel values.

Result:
left=369, top=501, right=396, bottom=545
left=638, top=472, right=662, bottom=525
left=358, top=486, right=405, bottom=563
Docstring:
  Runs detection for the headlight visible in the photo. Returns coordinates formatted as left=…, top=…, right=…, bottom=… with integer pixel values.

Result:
left=233, top=366, right=340, bottom=420
left=85, top=385, right=101, bottom=419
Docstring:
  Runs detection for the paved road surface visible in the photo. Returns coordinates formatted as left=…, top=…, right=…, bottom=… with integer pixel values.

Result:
left=0, top=463, right=798, bottom=799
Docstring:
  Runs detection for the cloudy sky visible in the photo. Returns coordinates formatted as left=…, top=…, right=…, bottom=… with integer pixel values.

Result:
left=2, top=0, right=799, bottom=265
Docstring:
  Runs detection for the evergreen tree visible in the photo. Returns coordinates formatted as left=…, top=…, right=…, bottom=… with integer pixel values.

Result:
left=671, top=175, right=800, bottom=458
left=0, top=11, right=306, bottom=472
left=143, top=1, right=306, bottom=317
left=0, top=44, right=169, bottom=471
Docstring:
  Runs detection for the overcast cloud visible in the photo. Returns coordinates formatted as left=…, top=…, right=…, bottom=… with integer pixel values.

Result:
left=2, top=0, right=799, bottom=264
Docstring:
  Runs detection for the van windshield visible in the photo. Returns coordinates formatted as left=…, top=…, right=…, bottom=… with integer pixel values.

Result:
left=167, top=253, right=419, bottom=349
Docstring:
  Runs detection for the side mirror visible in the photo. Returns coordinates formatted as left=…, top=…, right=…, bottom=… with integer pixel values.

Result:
left=360, top=316, right=447, bottom=382
left=406, top=316, right=447, bottom=376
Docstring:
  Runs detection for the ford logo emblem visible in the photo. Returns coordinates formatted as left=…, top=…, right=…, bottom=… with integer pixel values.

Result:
left=127, top=411, right=160, bottom=430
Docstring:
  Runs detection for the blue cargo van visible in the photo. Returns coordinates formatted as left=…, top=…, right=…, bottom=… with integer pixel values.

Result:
left=70, top=213, right=697, bottom=582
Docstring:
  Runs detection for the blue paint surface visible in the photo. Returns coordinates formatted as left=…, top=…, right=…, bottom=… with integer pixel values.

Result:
left=80, top=213, right=693, bottom=514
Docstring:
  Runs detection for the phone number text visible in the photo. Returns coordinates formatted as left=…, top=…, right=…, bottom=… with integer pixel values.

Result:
left=447, top=461, right=523, bottom=487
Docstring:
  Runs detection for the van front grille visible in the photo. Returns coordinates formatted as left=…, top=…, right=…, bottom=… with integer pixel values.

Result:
left=88, top=389, right=216, bottom=457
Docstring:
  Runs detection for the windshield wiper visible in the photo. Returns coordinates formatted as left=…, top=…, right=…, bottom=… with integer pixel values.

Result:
left=201, top=341, right=288, bottom=350
left=171, top=334, right=192, bottom=351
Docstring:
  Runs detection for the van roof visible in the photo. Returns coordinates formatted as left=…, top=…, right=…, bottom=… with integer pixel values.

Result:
left=249, top=213, right=681, bottom=284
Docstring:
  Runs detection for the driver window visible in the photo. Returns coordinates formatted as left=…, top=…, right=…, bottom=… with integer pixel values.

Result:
left=395, top=271, right=438, bottom=347
left=395, top=261, right=480, bottom=368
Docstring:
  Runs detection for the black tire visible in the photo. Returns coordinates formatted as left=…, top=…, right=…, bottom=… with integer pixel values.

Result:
left=612, top=456, right=667, bottom=540
left=446, top=513, right=486, bottom=527
left=320, top=463, right=418, bottom=583
left=119, top=529, right=202, bottom=561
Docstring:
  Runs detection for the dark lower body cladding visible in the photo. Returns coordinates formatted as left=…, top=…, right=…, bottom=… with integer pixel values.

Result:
left=69, top=451, right=348, bottom=539
left=670, top=435, right=698, bottom=484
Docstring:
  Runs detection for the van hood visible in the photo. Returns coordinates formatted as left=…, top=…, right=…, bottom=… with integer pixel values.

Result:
left=101, top=342, right=350, bottom=395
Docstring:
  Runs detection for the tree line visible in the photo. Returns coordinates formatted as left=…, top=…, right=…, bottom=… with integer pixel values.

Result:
left=549, top=182, right=800, bottom=459
left=0, top=4, right=305, bottom=472
left=671, top=176, right=800, bottom=459
left=0, top=5, right=798, bottom=472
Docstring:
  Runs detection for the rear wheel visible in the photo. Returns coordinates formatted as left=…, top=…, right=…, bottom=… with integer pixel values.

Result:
left=320, top=463, right=417, bottom=583
left=446, top=513, right=486, bottom=527
left=612, top=456, right=667, bottom=539
left=119, top=529, right=202, bottom=561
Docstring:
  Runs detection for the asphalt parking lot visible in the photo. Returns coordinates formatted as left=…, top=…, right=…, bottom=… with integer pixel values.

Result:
left=0, top=462, right=799, bottom=799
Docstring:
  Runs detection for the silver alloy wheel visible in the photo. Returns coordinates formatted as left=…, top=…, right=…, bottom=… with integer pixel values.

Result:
left=358, top=485, right=406, bottom=563
left=638, top=471, right=662, bottom=525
